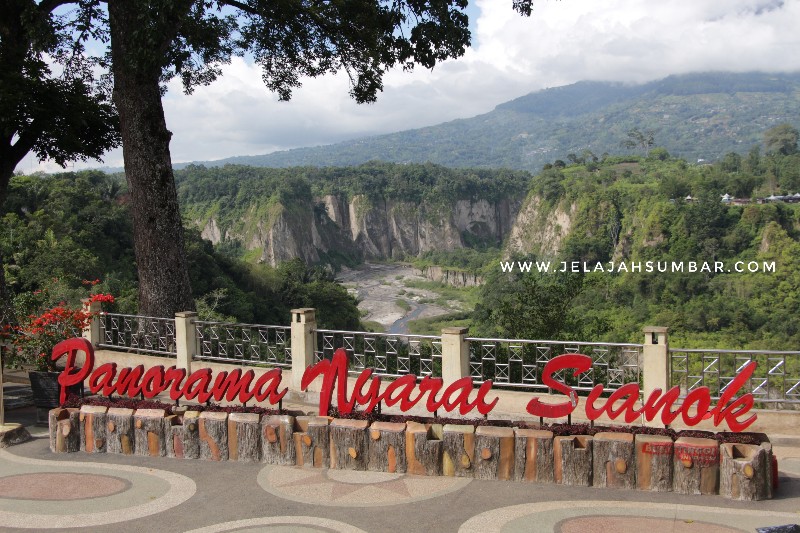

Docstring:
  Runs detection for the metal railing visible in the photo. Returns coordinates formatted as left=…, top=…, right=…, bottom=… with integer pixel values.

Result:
left=466, top=338, right=642, bottom=392
left=98, top=312, right=177, bottom=357
left=193, top=320, right=292, bottom=367
left=313, top=329, right=442, bottom=378
left=670, top=348, right=800, bottom=406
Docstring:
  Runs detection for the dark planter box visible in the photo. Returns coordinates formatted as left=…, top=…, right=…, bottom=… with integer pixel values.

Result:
left=29, top=371, right=83, bottom=425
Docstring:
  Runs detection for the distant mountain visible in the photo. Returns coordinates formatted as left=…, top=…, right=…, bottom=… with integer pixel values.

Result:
left=184, top=71, right=800, bottom=172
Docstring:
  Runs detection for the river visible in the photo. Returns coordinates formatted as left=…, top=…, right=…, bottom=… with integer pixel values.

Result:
left=336, top=263, right=456, bottom=334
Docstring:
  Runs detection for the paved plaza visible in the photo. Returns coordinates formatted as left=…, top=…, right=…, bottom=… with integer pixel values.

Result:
left=1, top=403, right=800, bottom=532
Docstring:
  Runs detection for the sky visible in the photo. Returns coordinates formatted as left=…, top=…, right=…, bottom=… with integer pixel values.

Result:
left=21, top=0, right=800, bottom=173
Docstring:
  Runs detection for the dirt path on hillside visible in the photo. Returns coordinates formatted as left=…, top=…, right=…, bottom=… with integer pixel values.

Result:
left=336, top=263, right=453, bottom=334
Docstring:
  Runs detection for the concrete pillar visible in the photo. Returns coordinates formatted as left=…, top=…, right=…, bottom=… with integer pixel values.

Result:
left=175, top=311, right=198, bottom=373
left=81, top=298, right=102, bottom=346
left=291, top=308, right=316, bottom=391
left=642, top=326, right=669, bottom=400
left=441, top=327, right=470, bottom=386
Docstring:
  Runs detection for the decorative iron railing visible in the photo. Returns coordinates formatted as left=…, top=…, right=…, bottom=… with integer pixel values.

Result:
left=313, top=329, right=442, bottom=378
left=193, top=320, right=291, bottom=368
left=466, top=338, right=642, bottom=392
left=98, top=313, right=177, bottom=357
left=670, top=348, right=800, bottom=406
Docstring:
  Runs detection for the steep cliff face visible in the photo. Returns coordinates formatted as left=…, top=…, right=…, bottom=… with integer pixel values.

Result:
left=417, top=265, right=484, bottom=287
left=195, top=194, right=523, bottom=266
left=505, top=195, right=575, bottom=258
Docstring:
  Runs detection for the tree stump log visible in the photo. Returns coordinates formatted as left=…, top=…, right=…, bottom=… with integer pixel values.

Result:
left=474, top=426, right=514, bottom=481
left=49, top=408, right=80, bottom=453
left=635, top=434, right=673, bottom=492
left=199, top=411, right=229, bottom=461
left=554, top=435, right=593, bottom=486
left=513, top=428, right=554, bottom=483
left=293, top=416, right=330, bottom=468
left=133, top=409, right=168, bottom=457
left=168, top=411, right=200, bottom=459
left=261, top=415, right=296, bottom=465
left=673, top=437, right=719, bottom=495
left=719, top=442, right=773, bottom=500
left=79, top=405, right=107, bottom=453
left=105, top=408, right=135, bottom=455
left=329, top=419, right=368, bottom=470
left=593, top=432, right=635, bottom=489
left=406, top=422, right=442, bottom=476
left=442, top=425, right=475, bottom=477
left=367, top=421, right=406, bottom=473
left=228, top=412, right=261, bottom=463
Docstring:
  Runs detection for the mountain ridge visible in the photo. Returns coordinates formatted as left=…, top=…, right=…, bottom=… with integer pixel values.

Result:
left=176, top=71, right=800, bottom=172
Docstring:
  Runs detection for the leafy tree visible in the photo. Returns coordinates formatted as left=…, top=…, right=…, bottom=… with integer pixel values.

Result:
left=0, top=1, right=120, bottom=314
left=621, top=127, right=655, bottom=156
left=764, top=123, right=799, bottom=156
left=44, top=0, right=537, bottom=318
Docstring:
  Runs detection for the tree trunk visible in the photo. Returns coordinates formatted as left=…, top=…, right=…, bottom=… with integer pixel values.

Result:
left=107, top=1, right=195, bottom=317
left=592, top=432, right=635, bottom=489
left=673, top=437, right=719, bottom=495
left=261, top=415, right=296, bottom=465
left=329, top=419, right=368, bottom=470
left=635, top=434, right=673, bottom=492
left=168, top=411, right=200, bottom=459
left=442, top=424, right=475, bottom=477
left=367, top=421, right=406, bottom=473
left=106, top=407, right=135, bottom=455
left=513, top=428, right=553, bottom=483
left=293, top=416, right=330, bottom=468
left=79, top=405, right=107, bottom=453
left=405, top=422, right=442, bottom=476
left=198, top=411, right=229, bottom=461
left=49, top=408, right=80, bottom=453
left=719, top=442, right=772, bottom=500
left=474, top=426, right=514, bottom=481
left=228, top=412, right=261, bottom=462
left=133, top=409, right=168, bottom=457
left=554, top=435, right=593, bottom=486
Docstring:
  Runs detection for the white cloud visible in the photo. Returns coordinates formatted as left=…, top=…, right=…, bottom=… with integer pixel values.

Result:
left=21, top=0, right=800, bottom=171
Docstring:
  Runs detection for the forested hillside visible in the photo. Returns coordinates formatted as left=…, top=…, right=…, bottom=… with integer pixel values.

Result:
left=175, top=162, right=530, bottom=266
left=0, top=171, right=360, bottom=329
left=189, top=72, right=800, bottom=173
left=5, top=125, right=800, bottom=349
left=468, top=139, right=800, bottom=349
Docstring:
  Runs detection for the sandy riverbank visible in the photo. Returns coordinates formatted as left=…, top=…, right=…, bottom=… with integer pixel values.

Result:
left=336, top=263, right=458, bottom=333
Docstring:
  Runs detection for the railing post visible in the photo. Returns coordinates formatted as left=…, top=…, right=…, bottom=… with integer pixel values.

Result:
left=175, top=311, right=197, bottom=373
left=642, top=326, right=669, bottom=400
left=441, top=327, right=470, bottom=386
left=291, top=308, right=316, bottom=391
left=81, top=298, right=102, bottom=346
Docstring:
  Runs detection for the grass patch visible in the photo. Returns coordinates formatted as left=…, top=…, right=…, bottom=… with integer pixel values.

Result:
left=395, top=299, right=412, bottom=312
left=360, top=320, right=386, bottom=333
left=402, top=279, right=479, bottom=308
left=407, top=312, right=472, bottom=335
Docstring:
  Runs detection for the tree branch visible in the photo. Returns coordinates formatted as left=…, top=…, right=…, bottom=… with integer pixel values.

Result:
left=218, top=0, right=259, bottom=15
left=38, top=0, right=77, bottom=14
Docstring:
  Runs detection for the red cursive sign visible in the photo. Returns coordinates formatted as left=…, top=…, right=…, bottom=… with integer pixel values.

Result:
left=301, top=348, right=498, bottom=417
left=54, top=340, right=758, bottom=431
left=51, top=339, right=288, bottom=406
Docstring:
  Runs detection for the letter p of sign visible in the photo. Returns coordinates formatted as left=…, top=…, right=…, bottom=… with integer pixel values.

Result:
left=52, top=338, right=94, bottom=405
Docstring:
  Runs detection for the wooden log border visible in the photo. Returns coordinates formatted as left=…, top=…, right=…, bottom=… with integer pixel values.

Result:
left=48, top=409, right=776, bottom=499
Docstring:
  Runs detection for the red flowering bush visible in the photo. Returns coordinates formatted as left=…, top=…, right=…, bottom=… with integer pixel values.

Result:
left=2, top=279, right=114, bottom=371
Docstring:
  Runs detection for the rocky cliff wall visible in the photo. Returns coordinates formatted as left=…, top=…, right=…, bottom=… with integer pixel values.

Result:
left=195, top=194, right=523, bottom=266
